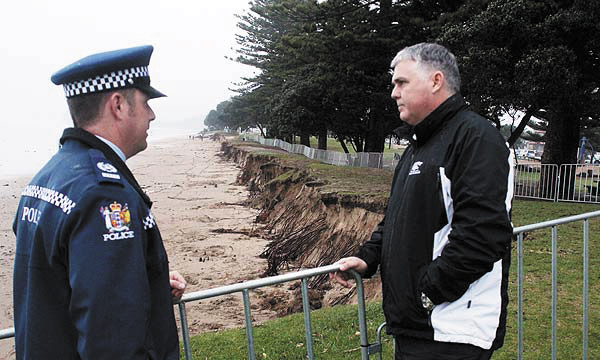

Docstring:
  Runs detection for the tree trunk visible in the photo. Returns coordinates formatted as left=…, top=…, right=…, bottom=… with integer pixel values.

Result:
left=338, top=139, right=350, bottom=154
left=364, top=108, right=386, bottom=153
left=256, top=123, right=266, bottom=137
left=542, top=111, right=579, bottom=165
left=507, top=106, right=537, bottom=147
left=351, top=136, right=364, bottom=153
left=540, top=107, right=580, bottom=199
left=318, top=128, right=327, bottom=150
left=300, top=133, right=311, bottom=147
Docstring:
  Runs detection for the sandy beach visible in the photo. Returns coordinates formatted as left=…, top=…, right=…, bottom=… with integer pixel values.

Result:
left=0, top=136, right=272, bottom=359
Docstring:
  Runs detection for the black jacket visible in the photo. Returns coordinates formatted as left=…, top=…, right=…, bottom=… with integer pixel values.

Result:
left=358, top=94, right=513, bottom=350
left=13, top=128, right=179, bottom=359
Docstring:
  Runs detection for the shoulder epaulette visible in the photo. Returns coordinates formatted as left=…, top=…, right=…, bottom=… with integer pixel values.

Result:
left=88, top=149, right=125, bottom=186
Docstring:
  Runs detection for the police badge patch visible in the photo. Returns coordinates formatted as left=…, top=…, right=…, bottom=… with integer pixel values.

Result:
left=97, top=161, right=121, bottom=180
left=97, top=162, right=118, bottom=173
left=99, top=201, right=135, bottom=241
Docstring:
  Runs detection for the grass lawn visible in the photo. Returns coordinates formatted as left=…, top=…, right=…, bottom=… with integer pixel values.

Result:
left=180, top=199, right=600, bottom=359
left=182, top=301, right=391, bottom=359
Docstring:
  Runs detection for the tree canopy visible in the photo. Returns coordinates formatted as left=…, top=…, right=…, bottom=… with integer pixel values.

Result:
left=440, top=0, right=600, bottom=164
left=204, top=0, right=600, bottom=161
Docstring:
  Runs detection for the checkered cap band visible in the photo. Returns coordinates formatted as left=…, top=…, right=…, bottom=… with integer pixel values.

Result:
left=62, top=66, right=150, bottom=98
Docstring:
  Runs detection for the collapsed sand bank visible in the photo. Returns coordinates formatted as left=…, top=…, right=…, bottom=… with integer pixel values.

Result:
left=0, top=136, right=386, bottom=359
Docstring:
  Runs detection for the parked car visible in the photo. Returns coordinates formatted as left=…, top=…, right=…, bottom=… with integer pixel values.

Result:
left=584, top=154, right=600, bottom=164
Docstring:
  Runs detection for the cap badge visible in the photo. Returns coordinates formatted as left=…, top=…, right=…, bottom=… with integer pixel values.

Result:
left=97, top=161, right=117, bottom=173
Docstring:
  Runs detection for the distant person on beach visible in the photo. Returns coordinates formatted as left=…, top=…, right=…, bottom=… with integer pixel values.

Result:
left=13, top=45, right=186, bottom=359
left=330, top=43, right=514, bottom=359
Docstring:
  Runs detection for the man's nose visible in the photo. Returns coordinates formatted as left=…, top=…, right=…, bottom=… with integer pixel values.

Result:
left=149, top=108, right=156, bottom=121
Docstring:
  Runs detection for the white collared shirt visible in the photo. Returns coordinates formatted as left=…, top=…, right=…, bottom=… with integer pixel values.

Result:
left=95, top=135, right=126, bottom=162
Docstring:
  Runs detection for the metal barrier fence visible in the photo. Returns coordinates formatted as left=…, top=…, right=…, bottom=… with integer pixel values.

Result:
left=3, top=212, right=600, bottom=359
left=242, top=135, right=400, bottom=170
left=557, top=164, right=600, bottom=203
left=514, top=162, right=600, bottom=203
left=513, top=210, right=600, bottom=360
left=514, top=163, right=559, bottom=201
left=0, top=328, right=12, bottom=341
left=243, top=134, right=600, bottom=204
left=0, top=265, right=379, bottom=359
left=175, top=264, right=380, bottom=359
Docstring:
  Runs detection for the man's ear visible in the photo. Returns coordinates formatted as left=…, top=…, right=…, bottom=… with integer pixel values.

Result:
left=431, top=71, right=445, bottom=94
left=108, top=92, right=127, bottom=120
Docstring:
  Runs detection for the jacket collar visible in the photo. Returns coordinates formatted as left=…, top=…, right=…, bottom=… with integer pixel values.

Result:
left=60, top=127, right=152, bottom=207
left=398, top=93, right=468, bottom=146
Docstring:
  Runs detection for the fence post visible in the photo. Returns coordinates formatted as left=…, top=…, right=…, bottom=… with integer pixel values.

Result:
left=554, top=165, right=560, bottom=202
left=517, top=232, right=524, bottom=360
left=376, top=322, right=387, bottom=360
left=178, top=301, right=193, bottom=360
left=350, top=269, right=370, bottom=359
left=583, top=219, right=590, bottom=360
left=301, top=278, right=315, bottom=359
left=551, top=226, right=558, bottom=360
left=243, top=289, right=256, bottom=360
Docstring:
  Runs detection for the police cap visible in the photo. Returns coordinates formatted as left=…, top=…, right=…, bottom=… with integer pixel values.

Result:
left=51, top=45, right=165, bottom=99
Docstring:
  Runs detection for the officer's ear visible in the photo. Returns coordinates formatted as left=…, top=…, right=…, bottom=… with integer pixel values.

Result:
left=108, top=91, right=128, bottom=121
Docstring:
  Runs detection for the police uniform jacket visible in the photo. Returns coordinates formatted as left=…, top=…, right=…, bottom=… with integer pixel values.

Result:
left=13, top=128, right=179, bottom=359
left=357, top=94, right=514, bottom=350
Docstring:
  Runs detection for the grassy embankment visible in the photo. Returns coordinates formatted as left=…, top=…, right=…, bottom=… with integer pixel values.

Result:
left=183, top=141, right=600, bottom=359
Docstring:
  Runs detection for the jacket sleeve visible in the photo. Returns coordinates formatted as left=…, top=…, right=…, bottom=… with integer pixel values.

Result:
left=420, top=122, right=513, bottom=304
left=66, top=187, right=152, bottom=359
left=356, top=217, right=384, bottom=278
left=356, top=146, right=410, bottom=278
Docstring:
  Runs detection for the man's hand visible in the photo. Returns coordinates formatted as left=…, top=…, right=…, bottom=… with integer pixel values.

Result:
left=169, top=271, right=187, bottom=300
left=329, top=257, right=368, bottom=288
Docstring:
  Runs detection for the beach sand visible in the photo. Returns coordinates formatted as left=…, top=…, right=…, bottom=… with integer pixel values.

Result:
left=0, top=136, right=271, bottom=359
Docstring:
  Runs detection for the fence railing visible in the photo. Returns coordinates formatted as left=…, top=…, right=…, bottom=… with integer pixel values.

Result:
left=174, top=264, right=379, bottom=359
left=514, top=163, right=559, bottom=201
left=243, top=134, right=600, bottom=204
left=3, top=211, right=600, bottom=359
left=241, top=134, right=400, bottom=170
left=513, top=210, right=600, bottom=360
left=0, top=328, right=12, bottom=340
left=514, top=162, right=600, bottom=203
left=0, top=265, right=379, bottom=359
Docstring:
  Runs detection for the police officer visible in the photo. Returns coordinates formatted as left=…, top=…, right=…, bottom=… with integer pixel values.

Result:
left=13, top=45, right=186, bottom=359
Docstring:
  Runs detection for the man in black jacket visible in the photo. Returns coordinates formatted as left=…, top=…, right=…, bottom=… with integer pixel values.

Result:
left=13, top=45, right=186, bottom=359
left=330, top=43, right=514, bottom=359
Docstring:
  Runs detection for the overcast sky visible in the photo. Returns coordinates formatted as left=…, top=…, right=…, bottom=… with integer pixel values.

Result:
left=0, top=0, right=254, bottom=137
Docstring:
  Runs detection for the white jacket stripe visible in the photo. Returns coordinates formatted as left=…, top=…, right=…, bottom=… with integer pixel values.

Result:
left=430, top=163, right=512, bottom=350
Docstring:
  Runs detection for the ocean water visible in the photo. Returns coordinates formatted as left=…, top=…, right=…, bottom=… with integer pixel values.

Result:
left=0, top=126, right=197, bottom=178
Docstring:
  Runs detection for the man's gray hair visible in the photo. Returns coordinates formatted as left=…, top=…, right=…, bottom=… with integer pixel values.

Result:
left=390, top=43, right=461, bottom=94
